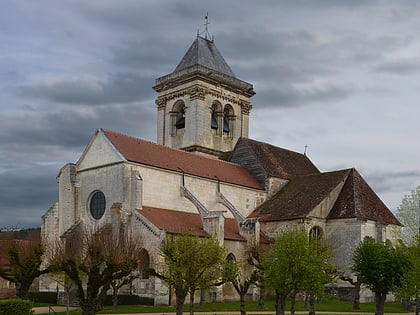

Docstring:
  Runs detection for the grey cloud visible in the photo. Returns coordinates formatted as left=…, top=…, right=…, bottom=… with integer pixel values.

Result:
left=364, top=170, right=420, bottom=195
left=0, top=163, right=58, bottom=229
left=373, top=59, right=420, bottom=75
left=254, top=83, right=352, bottom=109
left=18, top=72, right=154, bottom=106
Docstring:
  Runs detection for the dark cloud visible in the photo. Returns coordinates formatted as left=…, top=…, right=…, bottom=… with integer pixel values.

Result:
left=1, top=0, right=420, bottom=229
left=0, top=163, right=58, bottom=229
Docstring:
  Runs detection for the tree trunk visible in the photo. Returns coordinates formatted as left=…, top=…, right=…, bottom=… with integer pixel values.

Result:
left=112, top=284, right=119, bottom=312
left=353, top=281, right=361, bottom=310
left=258, top=287, right=265, bottom=309
left=239, top=291, right=246, bottom=315
left=175, top=290, right=186, bottom=315
left=16, top=280, right=31, bottom=300
left=275, top=291, right=287, bottom=315
left=290, top=293, right=296, bottom=315
left=308, top=294, right=316, bottom=315
left=189, top=290, right=195, bottom=315
left=375, top=292, right=386, bottom=315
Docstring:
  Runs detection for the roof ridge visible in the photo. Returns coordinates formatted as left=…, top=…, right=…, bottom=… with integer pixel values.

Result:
left=102, top=128, right=249, bottom=168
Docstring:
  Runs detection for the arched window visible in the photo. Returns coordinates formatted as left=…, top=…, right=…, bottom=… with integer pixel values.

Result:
left=139, top=248, right=150, bottom=279
left=223, top=105, right=235, bottom=136
left=211, top=101, right=222, bottom=131
left=171, top=100, right=186, bottom=134
left=227, top=253, right=236, bottom=262
left=309, top=226, right=323, bottom=241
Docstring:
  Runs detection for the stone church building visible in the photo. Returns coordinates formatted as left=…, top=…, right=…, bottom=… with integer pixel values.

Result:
left=41, top=35, right=401, bottom=304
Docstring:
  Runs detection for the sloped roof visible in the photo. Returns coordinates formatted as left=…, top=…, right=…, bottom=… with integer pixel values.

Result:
left=102, top=129, right=262, bottom=190
left=138, top=206, right=246, bottom=241
left=248, top=168, right=401, bottom=226
left=174, top=36, right=236, bottom=77
left=232, top=138, right=320, bottom=180
left=248, top=169, right=349, bottom=221
left=327, top=169, right=401, bottom=225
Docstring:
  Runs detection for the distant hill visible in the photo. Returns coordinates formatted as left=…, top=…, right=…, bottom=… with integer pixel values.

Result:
left=0, top=228, right=41, bottom=241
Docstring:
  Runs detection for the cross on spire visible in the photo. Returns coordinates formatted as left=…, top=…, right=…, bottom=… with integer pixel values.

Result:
left=198, top=13, right=213, bottom=42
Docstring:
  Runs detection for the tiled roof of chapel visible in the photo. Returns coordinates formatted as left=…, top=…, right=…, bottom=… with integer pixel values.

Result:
left=102, top=129, right=262, bottom=190
left=248, top=168, right=400, bottom=225
left=138, top=206, right=246, bottom=241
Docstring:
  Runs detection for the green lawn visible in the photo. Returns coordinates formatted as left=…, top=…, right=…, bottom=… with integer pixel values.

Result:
left=40, top=298, right=409, bottom=314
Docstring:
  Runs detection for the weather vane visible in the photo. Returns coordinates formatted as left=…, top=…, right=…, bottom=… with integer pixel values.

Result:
left=198, top=13, right=214, bottom=41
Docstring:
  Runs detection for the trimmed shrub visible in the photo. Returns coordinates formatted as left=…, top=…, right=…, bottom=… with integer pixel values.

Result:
left=0, top=299, right=33, bottom=315
left=28, top=291, right=57, bottom=304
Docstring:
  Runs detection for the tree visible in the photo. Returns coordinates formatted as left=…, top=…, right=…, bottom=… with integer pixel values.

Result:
left=0, top=240, right=49, bottom=299
left=397, top=186, right=420, bottom=245
left=394, top=238, right=420, bottom=315
left=153, top=233, right=226, bottom=315
left=46, top=227, right=145, bottom=315
left=223, top=253, right=260, bottom=315
left=304, top=234, right=335, bottom=315
left=261, top=226, right=333, bottom=315
left=352, top=237, right=410, bottom=315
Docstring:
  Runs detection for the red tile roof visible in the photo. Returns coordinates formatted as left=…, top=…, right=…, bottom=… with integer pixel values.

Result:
left=137, top=206, right=246, bottom=241
left=103, top=129, right=262, bottom=190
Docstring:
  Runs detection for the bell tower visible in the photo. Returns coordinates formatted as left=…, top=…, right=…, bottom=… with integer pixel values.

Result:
left=153, top=34, right=255, bottom=157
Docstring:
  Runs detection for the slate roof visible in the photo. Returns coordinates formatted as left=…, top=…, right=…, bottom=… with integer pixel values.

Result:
left=138, top=206, right=246, bottom=241
left=327, top=169, right=401, bottom=225
left=102, top=129, right=262, bottom=190
left=230, top=138, right=320, bottom=182
left=174, top=36, right=236, bottom=77
left=248, top=168, right=400, bottom=225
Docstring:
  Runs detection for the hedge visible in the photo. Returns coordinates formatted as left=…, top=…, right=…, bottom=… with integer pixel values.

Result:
left=0, top=299, right=33, bottom=315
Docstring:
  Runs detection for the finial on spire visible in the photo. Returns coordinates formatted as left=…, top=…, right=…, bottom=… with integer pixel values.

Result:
left=199, top=13, right=213, bottom=42
left=304, top=144, right=308, bottom=155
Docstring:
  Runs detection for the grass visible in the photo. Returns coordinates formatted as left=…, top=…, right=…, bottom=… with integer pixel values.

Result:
left=37, top=298, right=410, bottom=315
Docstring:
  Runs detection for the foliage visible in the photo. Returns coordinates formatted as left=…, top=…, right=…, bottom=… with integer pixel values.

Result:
left=154, top=232, right=226, bottom=315
left=0, top=299, right=33, bottom=315
left=394, top=237, right=420, bottom=314
left=261, top=226, right=334, bottom=315
left=45, top=227, right=145, bottom=315
left=222, top=249, right=260, bottom=315
left=352, top=237, right=411, bottom=315
left=397, top=186, right=420, bottom=245
left=0, top=240, right=49, bottom=299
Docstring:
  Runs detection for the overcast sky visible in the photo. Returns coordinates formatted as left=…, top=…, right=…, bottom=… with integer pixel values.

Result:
left=1, top=0, right=419, bottom=229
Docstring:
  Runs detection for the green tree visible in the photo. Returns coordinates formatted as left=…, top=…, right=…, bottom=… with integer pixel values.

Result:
left=46, top=227, right=145, bottom=315
left=397, top=186, right=420, bottom=245
left=154, top=233, right=226, bottom=315
left=352, top=237, right=410, bottom=315
left=304, top=234, right=335, bottom=315
left=261, top=226, right=333, bottom=315
left=223, top=253, right=260, bottom=315
left=394, top=238, right=420, bottom=314
left=0, top=240, right=49, bottom=299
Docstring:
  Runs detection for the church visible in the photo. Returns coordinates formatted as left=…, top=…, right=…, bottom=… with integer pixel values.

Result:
left=41, top=34, right=401, bottom=304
